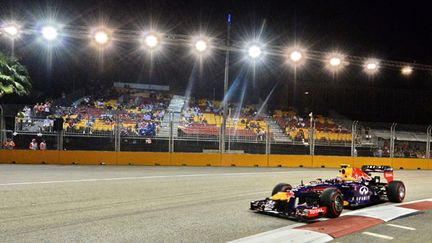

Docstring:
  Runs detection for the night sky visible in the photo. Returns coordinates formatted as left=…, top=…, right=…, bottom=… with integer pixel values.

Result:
left=1, top=0, right=432, bottom=124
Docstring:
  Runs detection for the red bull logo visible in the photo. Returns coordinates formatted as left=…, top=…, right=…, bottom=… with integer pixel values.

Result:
left=351, top=168, right=372, bottom=182
left=339, top=167, right=371, bottom=182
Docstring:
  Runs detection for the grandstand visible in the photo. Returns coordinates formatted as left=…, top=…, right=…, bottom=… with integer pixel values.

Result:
left=178, top=99, right=269, bottom=140
left=273, top=109, right=352, bottom=143
left=4, top=84, right=431, bottom=158
left=15, top=87, right=171, bottom=137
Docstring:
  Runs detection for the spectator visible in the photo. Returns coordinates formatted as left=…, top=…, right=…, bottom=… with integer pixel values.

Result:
left=29, top=139, right=38, bottom=150
left=3, top=138, right=16, bottom=150
left=43, top=118, right=53, bottom=132
left=39, top=140, right=47, bottom=150
left=377, top=147, right=383, bottom=157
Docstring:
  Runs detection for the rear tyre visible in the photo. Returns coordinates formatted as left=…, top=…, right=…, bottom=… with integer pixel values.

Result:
left=320, top=188, right=343, bottom=218
left=271, top=183, right=292, bottom=196
left=387, top=181, right=406, bottom=203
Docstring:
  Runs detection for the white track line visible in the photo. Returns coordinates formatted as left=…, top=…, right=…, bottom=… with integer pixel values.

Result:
left=398, top=198, right=432, bottom=204
left=228, top=224, right=335, bottom=243
left=386, top=223, right=416, bottom=230
left=0, top=171, right=309, bottom=186
left=362, top=232, right=394, bottom=240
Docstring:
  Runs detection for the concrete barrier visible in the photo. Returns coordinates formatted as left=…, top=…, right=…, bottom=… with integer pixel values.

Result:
left=268, top=155, right=312, bottom=167
left=312, top=156, right=354, bottom=168
left=172, top=153, right=221, bottom=166
left=0, top=150, right=59, bottom=164
left=0, top=150, right=431, bottom=170
left=222, top=154, right=267, bottom=167
left=58, top=151, right=117, bottom=165
left=117, top=152, right=171, bottom=166
left=393, top=158, right=428, bottom=170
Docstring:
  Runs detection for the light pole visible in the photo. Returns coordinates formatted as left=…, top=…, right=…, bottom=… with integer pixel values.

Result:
left=220, top=14, right=231, bottom=154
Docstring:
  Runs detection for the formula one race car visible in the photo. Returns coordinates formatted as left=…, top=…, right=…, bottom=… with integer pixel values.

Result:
left=250, top=165, right=406, bottom=220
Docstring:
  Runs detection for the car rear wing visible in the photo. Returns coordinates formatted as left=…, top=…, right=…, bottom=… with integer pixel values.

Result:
left=361, top=165, right=394, bottom=182
left=361, top=165, right=393, bottom=173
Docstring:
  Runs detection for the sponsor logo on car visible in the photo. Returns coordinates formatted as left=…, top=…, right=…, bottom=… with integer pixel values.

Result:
left=359, top=186, right=369, bottom=195
left=307, top=207, right=327, bottom=217
left=384, top=172, right=394, bottom=182
left=352, top=196, right=370, bottom=201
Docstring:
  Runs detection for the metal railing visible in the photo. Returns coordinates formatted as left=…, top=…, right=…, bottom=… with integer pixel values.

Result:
left=8, top=115, right=431, bottom=158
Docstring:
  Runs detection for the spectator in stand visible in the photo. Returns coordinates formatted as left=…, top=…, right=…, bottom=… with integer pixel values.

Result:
left=377, top=147, right=383, bottom=157
left=3, top=138, right=16, bottom=150
left=23, top=106, right=31, bottom=121
left=33, top=103, right=39, bottom=115
left=257, top=129, right=265, bottom=141
left=43, top=118, right=53, bottom=132
left=39, top=140, right=47, bottom=150
left=29, top=139, right=38, bottom=150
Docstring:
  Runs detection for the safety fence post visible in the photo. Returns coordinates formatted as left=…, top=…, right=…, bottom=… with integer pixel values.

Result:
left=351, top=121, right=358, bottom=157
left=426, top=125, right=431, bottom=159
left=390, top=123, right=397, bottom=158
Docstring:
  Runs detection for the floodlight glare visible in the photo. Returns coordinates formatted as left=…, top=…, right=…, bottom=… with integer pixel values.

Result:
left=329, top=57, right=342, bottom=67
left=364, top=59, right=379, bottom=74
left=290, top=50, right=303, bottom=63
left=2, top=24, right=19, bottom=38
left=144, top=34, right=159, bottom=49
left=401, top=66, right=413, bottom=76
left=248, top=45, right=262, bottom=59
left=326, top=53, right=345, bottom=72
left=41, top=26, right=58, bottom=41
left=366, top=63, right=377, bottom=70
left=94, top=31, right=109, bottom=45
left=194, top=39, right=208, bottom=53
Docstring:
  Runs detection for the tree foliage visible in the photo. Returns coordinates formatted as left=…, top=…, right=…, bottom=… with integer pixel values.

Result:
left=0, top=52, right=31, bottom=97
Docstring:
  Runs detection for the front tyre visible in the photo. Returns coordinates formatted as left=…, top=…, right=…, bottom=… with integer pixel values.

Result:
left=271, top=183, right=292, bottom=196
left=320, top=188, right=343, bottom=218
left=387, top=181, right=406, bottom=203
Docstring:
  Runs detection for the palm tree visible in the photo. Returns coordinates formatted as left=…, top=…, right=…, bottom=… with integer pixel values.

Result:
left=0, top=52, right=31, bottom=97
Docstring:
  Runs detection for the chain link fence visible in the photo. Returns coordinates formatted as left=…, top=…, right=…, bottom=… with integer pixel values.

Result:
left=3, top=115, right=431, bottom=159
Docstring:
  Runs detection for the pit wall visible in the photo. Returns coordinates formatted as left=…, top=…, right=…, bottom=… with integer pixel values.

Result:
left=0, top=150, right=431, bottom=170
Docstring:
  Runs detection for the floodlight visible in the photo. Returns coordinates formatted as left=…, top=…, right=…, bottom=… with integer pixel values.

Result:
left=366, top=63, right=377, bottom=70
left=326, top=53, right=345, bottom=71
left=2, top=24, right=19, bottom=38
left=329, top=57, right=341, bottom=67
left=401, top=66, right=413, bottom=76
left=94, top=30, right=109, bottom=45
left=194, top=39, right=208, bottom=53
left=290, top=50, right=303, bottom=63
left=41, top=26, right=58, bottom=41
left=285, top=46, right=306, bottom=66
left=248, top=44, right=262, bottom=59
left=364, top=59, right=379, bottom=74
left=143, top=34, right=159, bottom=49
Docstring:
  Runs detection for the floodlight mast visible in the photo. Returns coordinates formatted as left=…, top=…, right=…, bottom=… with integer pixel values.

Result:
left=220, top=13, right=231, bottom=154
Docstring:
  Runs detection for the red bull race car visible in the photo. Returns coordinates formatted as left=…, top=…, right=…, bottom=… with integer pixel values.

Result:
left=250, top=165, right=406, bottom=220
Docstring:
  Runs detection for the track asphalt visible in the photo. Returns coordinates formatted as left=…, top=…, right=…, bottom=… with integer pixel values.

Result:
left=1, top=165, right=431, bottom=242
